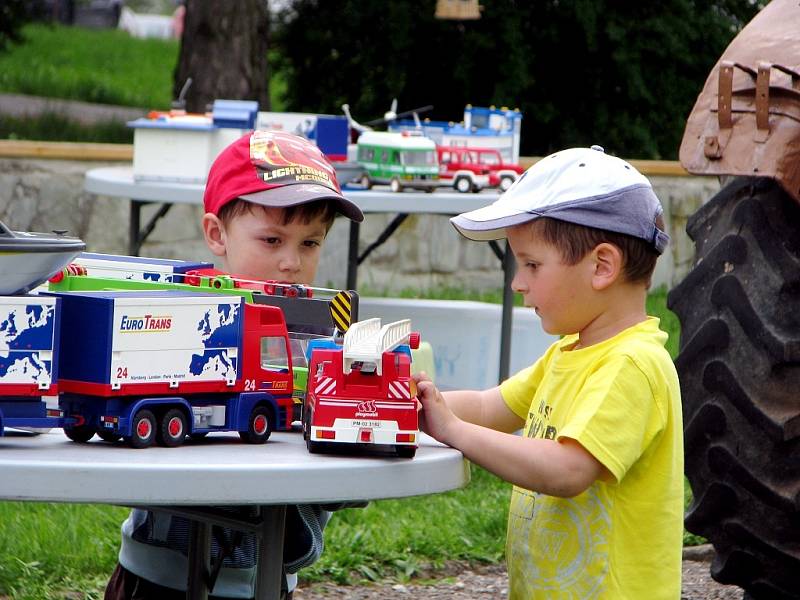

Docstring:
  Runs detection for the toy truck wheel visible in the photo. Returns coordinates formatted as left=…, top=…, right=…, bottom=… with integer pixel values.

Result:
left=127, top=409, right=157, bottom=449
left=390, top=178, right=403, bottom=193
left=454, top=176, right=472, bottom=194
left=240, top=405, right=272, bottom=444
left=360, top=174, right=371, bottom=190
left=64, top=423, right=95, bottom=443
left=395, top=445, right=416, bottom=459
left=96, top=429, right=121, bottom=443
left=157, top=408, right=187, bottom=448
left=499, top=174, right=515, bottom=191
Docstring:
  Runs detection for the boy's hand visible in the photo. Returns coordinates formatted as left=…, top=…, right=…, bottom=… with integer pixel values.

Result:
left=412, top=373, right=459, bottom=445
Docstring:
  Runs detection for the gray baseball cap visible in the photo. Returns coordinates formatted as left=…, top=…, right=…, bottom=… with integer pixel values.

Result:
left=450, top=146, right=670, bottom=254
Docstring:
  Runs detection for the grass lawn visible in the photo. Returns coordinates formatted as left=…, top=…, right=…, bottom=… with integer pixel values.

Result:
left=0, top=287, right=695, bottom=599
left=0, top=24, right=289, bottom=144
left=0, top=24, right=178, bottom=108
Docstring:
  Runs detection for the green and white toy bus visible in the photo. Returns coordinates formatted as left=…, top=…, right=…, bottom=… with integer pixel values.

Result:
left=356, top=131, right=439, bottom=192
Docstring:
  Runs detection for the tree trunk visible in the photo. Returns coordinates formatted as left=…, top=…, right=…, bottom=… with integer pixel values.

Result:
left=173, top=0, right=270, bottom=113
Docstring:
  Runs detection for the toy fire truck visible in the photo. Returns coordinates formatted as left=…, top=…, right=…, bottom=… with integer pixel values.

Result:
left=304, top=317, right=420, bottom=458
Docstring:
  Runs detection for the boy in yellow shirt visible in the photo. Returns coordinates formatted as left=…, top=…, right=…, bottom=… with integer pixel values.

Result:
left=415, top=146, right=683, bottom=599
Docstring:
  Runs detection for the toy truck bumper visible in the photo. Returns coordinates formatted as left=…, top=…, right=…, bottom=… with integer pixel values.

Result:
left=310, top=418, right=417, bottom=446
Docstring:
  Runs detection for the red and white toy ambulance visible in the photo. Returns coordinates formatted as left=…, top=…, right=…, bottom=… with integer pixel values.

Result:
left=303, top=318, right=420, bottom=458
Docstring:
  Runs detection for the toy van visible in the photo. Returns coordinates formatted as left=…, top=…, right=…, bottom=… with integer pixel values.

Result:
left=356, top=131, right=439, bottom=192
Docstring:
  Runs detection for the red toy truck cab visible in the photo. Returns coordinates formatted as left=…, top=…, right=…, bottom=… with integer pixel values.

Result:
left=437, top=145, right=524, bottom=192
left=303, top=318, right=420, bottom=458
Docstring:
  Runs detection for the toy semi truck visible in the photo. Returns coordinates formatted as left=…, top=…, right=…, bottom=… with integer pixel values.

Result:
left=0, top=296, right=64, bottom=436
left=304, top=318, right=420, bottom=458
left=49, top=260, right=358, bottom=426
left=52, top=290, right=294, bottom=448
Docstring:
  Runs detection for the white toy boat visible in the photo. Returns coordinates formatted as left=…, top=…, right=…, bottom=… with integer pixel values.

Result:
left=0, top=222, right=85, bottom=295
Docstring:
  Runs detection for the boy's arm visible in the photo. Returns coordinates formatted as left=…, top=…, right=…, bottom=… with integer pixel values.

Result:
left=417, top=380, right=607, bottom=497
left=441, top=386, right=524, bottom=433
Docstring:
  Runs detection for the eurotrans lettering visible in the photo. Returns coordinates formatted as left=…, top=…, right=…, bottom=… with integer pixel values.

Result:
left=119, top=314, right=172, bottom=332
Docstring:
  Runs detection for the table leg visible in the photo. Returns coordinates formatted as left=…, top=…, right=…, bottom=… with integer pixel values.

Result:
left=347, top=220, right=360, bottom=290
left=254, top=504, right=287, bottom=600
left=498, top=241, right=516, bottom=384
left=129, top=200, right=144, bottom=256
left=187, top=520, right=211, bottom=600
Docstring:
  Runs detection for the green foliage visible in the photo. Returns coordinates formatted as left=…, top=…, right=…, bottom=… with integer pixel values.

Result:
left=0, top=24, right=178, bottom=108
left=274, top=0, right=763, bottom=159
left=0, top=0, right=29, bottom=54
left=0, top=112, right=132, bottom=143
left=0, top=502, right=128, bottom=598
left=647, top=285, right=680, bottom=359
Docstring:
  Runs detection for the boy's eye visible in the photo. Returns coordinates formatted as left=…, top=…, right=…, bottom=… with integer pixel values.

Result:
left=525, top=262, right=539, bottom=270
left=263, top=237, right=281, bottom=245
left=303, top=240, right=322, bottom=248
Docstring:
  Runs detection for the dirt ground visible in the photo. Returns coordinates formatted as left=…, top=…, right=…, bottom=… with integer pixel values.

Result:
left=294, top=546, right=745, bottom=599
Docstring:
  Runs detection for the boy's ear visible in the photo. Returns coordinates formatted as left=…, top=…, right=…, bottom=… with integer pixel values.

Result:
left=202, top=213, right=227, bottom=258
left=590, top=243, right=623, bottom=291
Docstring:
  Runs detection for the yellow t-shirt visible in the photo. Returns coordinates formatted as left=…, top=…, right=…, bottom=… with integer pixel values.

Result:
left=501, top=317, right=683, bottom=599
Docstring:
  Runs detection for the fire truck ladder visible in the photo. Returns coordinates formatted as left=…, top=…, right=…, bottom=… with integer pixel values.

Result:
left=343, top=318, right=411, bottom=375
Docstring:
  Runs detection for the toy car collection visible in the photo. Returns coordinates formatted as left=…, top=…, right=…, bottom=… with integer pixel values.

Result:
left=1, top=252, right=421, bottom=456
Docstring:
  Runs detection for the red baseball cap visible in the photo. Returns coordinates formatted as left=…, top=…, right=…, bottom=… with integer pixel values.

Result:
left=204, top=130, right=364, bottom=221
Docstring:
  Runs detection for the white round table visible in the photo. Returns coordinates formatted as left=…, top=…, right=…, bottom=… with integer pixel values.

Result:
left=0, top=429, right=468, bottom=599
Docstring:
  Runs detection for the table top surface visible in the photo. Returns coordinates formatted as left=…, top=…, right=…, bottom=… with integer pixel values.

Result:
left=0, top=430, right=469, bottom=506
left=84, top=166, right=500, bottom=214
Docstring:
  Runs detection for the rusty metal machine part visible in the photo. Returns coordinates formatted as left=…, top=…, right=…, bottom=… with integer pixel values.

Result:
left=680, top=0, right=800, bottom=202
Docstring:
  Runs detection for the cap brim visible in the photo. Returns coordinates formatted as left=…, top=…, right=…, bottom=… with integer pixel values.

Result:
left=240, top=183, right=364, bottom=222
left=450, top=206, right=534, bottom=241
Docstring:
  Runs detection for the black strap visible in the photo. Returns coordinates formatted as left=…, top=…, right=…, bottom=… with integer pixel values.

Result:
left=207, top=526, right=245, bottom=593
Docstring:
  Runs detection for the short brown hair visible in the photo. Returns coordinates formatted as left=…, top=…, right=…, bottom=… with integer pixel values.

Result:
left=529, top=217, right=663, bottom=285
left=217, top=198, right=337, bottom=231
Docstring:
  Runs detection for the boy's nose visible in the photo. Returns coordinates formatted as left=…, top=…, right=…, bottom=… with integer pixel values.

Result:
left=278, top=250, right=302, bottom=272
left=511, top=272, right=526, bottom=293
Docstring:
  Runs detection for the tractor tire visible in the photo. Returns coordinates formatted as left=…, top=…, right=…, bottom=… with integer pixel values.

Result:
left=666, top=176, right=800, bottom=600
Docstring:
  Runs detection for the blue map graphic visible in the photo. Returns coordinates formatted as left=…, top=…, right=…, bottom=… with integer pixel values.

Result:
left=189, top=303, right=239, bottom=378
left=0, top=303, right=55, bottom=383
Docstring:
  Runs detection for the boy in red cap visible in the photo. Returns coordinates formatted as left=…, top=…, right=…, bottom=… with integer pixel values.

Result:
left=105, top=130, right=364, bottom=600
